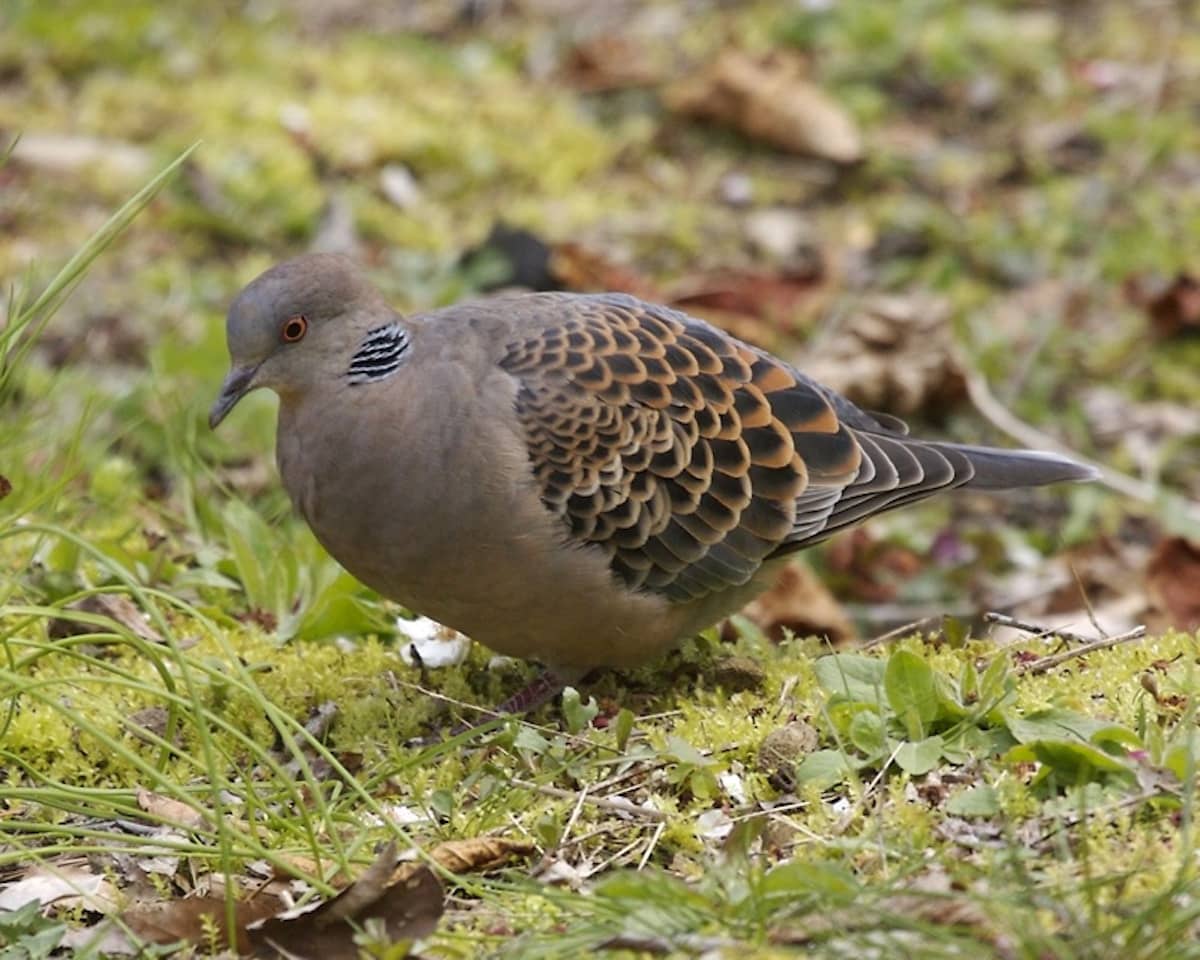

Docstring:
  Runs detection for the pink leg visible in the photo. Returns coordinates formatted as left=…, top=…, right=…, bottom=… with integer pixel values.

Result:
left=418, top=667, right=585, bottom=743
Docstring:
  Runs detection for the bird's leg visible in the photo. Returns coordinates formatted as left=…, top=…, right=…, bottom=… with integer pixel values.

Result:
left=415, top=666, right=586, bottom=744
left=491, top=665, right=583, bottom=717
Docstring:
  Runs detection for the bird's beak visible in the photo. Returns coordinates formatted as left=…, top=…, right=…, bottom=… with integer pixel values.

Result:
left=209, top=364, right=261, bottom=429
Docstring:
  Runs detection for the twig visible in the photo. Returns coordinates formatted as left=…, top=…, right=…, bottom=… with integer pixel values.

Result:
left=861, top=614, right=946, bottom=649
left=1019, top=625, right=1148, bottom=675
left=960, top=361, right=1200, bottom=525
left=637, top=820, right=666, bottom=871
left=509, top=778, right=667, bottom=822
left=983, top=612, right=1095, bottom=646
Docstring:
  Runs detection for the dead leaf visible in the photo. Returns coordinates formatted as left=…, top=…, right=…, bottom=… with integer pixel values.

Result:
left=665, top=50, right=862, bottom=163
left=122, top=891, right=285, bottom=953
left=669, top=268, right=822, bottom=347
left=47, top=593, right=163, bottom=644
left=550, top=242, right=660, bottom=300
left=725, top=561, right=855, bottom=646
left=1125, top=272, right=1200, bottom=339
left=797, top=294, right=966, bottom=418
left=1146, top=537, right=1200, bottom=632
left=826, top=528, right=925, bottom=605
left=428, top=836, right=537, bottom=873
left=0, top=475, right=10, bottom=500
left=247, top=847, right=443, bottom=959
left=135, top=788, right=210, bottom=832
left=0, top=862, right=119, bottom=914
left=559, top=33, right=661, bottom=92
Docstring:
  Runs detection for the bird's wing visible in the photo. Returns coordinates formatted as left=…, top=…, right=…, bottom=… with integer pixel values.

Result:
left=498, top=293, right=873, bottom=602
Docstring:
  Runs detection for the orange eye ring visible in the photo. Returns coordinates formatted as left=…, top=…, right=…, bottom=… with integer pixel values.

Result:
left=281, top=315, right=308, bottom=343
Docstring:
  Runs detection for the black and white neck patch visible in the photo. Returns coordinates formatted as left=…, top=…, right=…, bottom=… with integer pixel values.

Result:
left=346, top=323, right=410, bottom=385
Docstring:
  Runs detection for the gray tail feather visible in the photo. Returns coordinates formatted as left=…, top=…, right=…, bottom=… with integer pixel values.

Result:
left=947, top=443, right=1101, bottom=490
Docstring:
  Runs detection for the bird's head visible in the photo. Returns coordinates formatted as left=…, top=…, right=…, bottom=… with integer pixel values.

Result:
left=209, top=254, right=402, bottom=428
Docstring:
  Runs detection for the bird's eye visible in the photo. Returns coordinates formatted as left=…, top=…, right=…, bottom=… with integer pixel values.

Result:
left=280, top=315, right=308, bottom=343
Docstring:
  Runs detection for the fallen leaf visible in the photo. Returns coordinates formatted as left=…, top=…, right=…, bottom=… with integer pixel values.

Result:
left=122, top=892, right=285, bottom=953
left=0, top=862, right=118, bottom=913
left=669, top=268, right=821, bottom=347
left=825, top=528, right=925, bottom=605
left=1146, top=537, right=1200, bottom=632
left=135, top=788, right=210, bottom=832
left=1125, top=272, right=1200, bottom=339
left=559, top=33, right=661, bottom=92
left=725, top=561, right=855, bottom=646
left=797, top=294, right=966, bottom=418
left=665, top=50, right=862, bottom=163
left=47, top=593, right=163, bottom=644
left=247, top=847, right=443, bottom=959
left=58, top=919, right=141, bottom=957
left=428, top=836, right=537, bottom=873
left=550, top=242, right=660, bottom=300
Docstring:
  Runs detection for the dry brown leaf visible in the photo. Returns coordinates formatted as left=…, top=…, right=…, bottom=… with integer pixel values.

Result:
left=247, top=848, right=443, bottom=959
left=122, top=891, right=285, bottom=953
left=798, top=294, right=966, bottom=418
left=1126, top=272, right=1200, bottom=339
left=559, top=33, right=661, bottom=92
left=825, top=528, right=925, bottom=605
left=135, top=788, right=210, bottom=832
left=428, top=836, right=537, bottom=873
left=725, top=561, right=855, bottom=646
left=669, top=268, right=822, bottom=348
left=665, top=50, right=862, bottom=163
left=1146, top=537, right=1200, bottom=632
left=47, top=593, right=163, bottom=644
left=550, top=242, right=661, bottom=300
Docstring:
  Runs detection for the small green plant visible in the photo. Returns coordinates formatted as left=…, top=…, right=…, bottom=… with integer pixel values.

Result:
left=799, top=647, right=1161, bottom=795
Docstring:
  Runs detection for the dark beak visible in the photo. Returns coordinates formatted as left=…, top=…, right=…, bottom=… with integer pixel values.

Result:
left=209, top=364, right=260, bottom=429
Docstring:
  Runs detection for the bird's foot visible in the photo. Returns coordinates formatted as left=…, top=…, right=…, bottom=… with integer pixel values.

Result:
left=409, top=666, right=583, bottom=746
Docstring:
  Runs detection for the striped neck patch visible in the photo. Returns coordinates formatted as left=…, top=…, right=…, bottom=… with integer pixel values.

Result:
left=347, top=323, right=409, bottom=384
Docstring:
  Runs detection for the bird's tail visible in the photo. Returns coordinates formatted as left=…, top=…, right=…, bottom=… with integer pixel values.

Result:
left=945, top=443, right=1100, bottom=490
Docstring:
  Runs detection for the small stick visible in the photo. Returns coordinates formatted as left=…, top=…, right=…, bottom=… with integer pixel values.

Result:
left=509, top=778, right=667, bottom=822
left=862, top=614, right=946, bottom=649
left=1020, top=625, right=1148, bottom=675
left=983, top=612, right=1096, bottom=646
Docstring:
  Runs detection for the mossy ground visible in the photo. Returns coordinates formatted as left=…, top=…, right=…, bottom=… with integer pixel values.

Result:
left=2, top=0, right=1200, bottom=956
